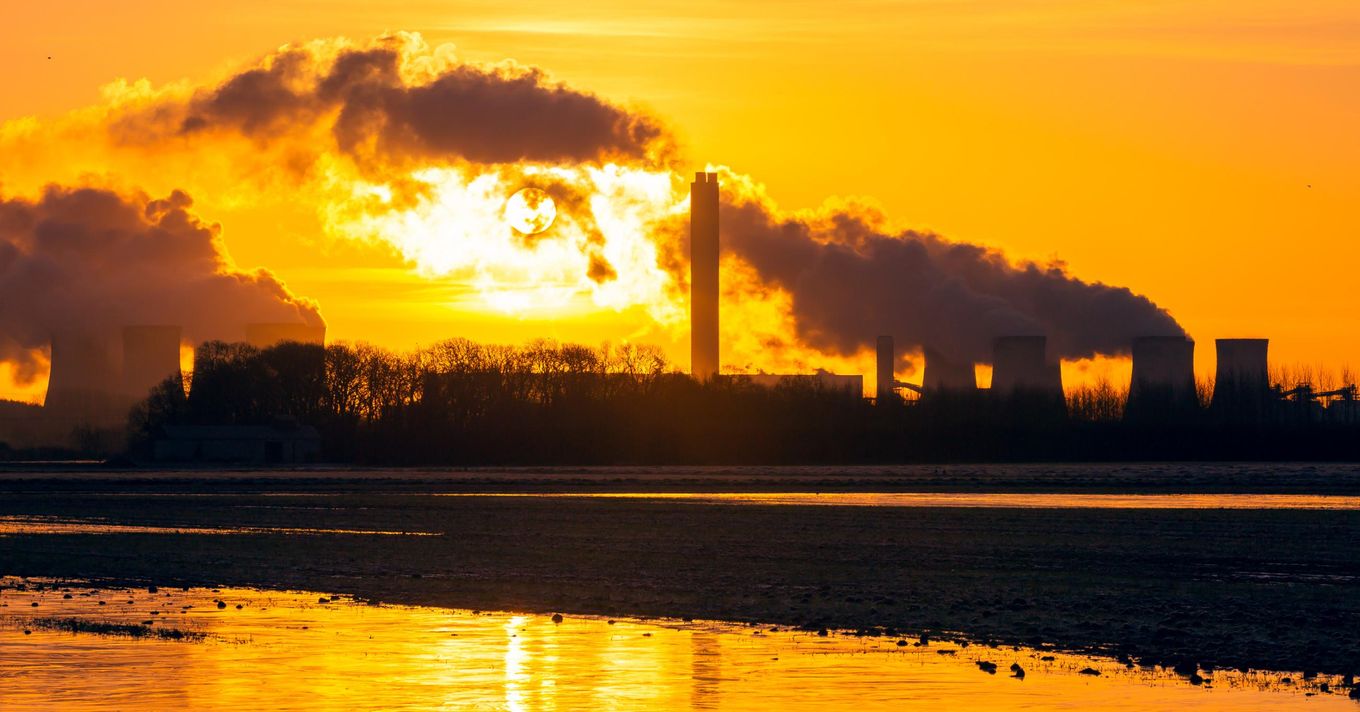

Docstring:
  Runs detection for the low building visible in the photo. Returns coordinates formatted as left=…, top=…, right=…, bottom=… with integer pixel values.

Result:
left=735, top=371, right=865, bottom=398
left=153, top=422, right=322, bottom=464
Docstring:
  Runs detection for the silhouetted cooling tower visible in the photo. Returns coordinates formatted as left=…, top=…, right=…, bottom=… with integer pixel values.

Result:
left=122, top=325, right=182, bottom=399
left=991, top=336, right=1062, bottom=396
left=1211, top=338, right=1270, bottom=423
left=1126, top=336, right=1197, bottom=422
left=876, top=335, right=898, bottom=404
left=246, top=323, right=326, bottom=349
left=690, top=171, right=720, bottom=380
left=44, top=331, right=122, bottom=423
left=923, top=347, right=976, bottom=393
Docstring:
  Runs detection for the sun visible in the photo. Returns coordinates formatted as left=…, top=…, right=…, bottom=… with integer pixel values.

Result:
left=504, top=187, right=557, bottom=235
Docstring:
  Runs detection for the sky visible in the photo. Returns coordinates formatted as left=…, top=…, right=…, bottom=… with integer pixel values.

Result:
left=2, top=0, right=1358, bottom=401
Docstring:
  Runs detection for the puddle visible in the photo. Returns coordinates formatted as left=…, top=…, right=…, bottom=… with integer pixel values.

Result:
left=0, top=578, right=1352, bottom=710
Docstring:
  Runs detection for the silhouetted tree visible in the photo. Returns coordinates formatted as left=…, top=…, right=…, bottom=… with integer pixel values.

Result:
left=122, top=340, right=1360, bottom=465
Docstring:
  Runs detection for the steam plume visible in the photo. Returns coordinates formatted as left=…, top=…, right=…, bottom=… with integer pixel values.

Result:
left=720, top=193, right=1183, bottom=364
left=121, top=34, right=668, bottom=170
left=0, top=186, right=322, bottom=381
left=1, top=32, right=1185, bottom=378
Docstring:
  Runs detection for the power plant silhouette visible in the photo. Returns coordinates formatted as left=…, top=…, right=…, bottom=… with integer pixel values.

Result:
left=15, top=170, right=1357, bottom=445
left=686, top=171, right=1355, bottom=421
left=689, top=171, right=863, bottom=395
left=37, top=322, right=324, bottom=435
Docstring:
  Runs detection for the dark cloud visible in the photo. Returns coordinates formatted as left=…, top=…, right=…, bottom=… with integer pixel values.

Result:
left=0, top=186, right=322, bottom=379
left=720, top=197, right=1183, bottom=364
left=175, top=40, right=667, bottom=167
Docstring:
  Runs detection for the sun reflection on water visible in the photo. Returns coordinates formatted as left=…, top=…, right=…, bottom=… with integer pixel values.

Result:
left=505, top=614, right=535, bottom=711
left=0, top=579, right=1353, bottom=711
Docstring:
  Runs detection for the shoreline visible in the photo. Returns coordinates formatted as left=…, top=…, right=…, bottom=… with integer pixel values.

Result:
left=4, top=461, right=1360, bottom=494
left=1, top=574, right=1346, bottom=690
left=2, top=463, right=1358, bottom=677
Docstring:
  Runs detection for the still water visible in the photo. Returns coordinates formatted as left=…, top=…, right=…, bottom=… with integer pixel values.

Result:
left=442, top=492, right=1360, bottom=510
left=0, top=515, right=439, bottom=537
left=0, top=580, right=1351, bottom=711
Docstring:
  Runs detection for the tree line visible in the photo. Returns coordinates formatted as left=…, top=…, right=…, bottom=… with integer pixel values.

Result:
left=119, top=339, right=1360, bottom=464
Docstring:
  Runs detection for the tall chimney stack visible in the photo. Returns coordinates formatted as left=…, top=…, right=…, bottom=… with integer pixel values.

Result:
left=690, top=171, right=720, bottom=380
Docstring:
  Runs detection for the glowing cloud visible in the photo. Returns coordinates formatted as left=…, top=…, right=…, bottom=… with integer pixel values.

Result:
left=0, top=32, right=1183, bottom=383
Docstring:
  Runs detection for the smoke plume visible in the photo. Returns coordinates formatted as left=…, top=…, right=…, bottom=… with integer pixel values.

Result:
left=720, top=192, right=1183, bottom=364
left=0, top=186, right=322, bottom=381
left=0, top=31, right=1186, bottom=380
left=119, top=34, right=669, bottom=171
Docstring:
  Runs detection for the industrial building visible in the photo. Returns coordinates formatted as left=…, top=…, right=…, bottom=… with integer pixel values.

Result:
left=876, top=336, right=900, bottom=404
left=923, top=347, right=977, bottom=393
left=689, top=171, right=861, bottom=397
left=43, top=331, right=124, bottom=424
left=1210, top=338, right=1271, bottom=423
left=31, top=319, right=323, bottom=446
left=991, top=336, right=1063, bottom=397
left=874, top=336, right=976, bottom=403
left=1125, top=336, right=1197, bottom=422
left=863, top=325, right=1357, bottom=425
left=29, top=326, right=185, bottom=446
left=42, top=327, right=181, bottom=431
left=153, top=422, right=321, bottom=464
left=741, top=372, right=864, bottom=397
left=122, top=325, right=183, bottom=398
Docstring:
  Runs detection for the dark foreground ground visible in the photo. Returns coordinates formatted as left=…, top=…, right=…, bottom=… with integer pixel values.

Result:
left=2, top=463, right=1358, bottom=677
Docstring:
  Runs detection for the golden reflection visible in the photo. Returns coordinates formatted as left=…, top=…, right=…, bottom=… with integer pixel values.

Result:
left=436, top=492, right=1360, bottom=511
left=690, top=631, right=722, bottom=708
left=504, top=614, right=529, bottom=712
left=0, top=579, right=1353, bottom=711
left=0, top=515, right=438, bottom=536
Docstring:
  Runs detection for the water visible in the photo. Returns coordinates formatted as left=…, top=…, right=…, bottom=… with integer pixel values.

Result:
left=0, top=580, right=1351, bottom=711
left=0, top=515, right=439, bottom=537
left=438, top=492, right=1360, bottom=510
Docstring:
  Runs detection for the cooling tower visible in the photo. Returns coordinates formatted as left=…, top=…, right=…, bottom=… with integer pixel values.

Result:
left=991, top=336, right=1062, bottom=395
left=1214, top=339, right=1269, bottom=389
left=876, top=335, right=898, bottom=404
left=923, top=347, right=976, bottom=393
left=1126, top=336, right=1197, bottom=421
left=44, top=331, right=123, bottom=424
left=690, top=171, right=720, bottom=380
left=1211, top=338, right=1270, bottom=422
left=246, top=323, right=326, bottom=349
left=122, top=325, right=182, bottom=399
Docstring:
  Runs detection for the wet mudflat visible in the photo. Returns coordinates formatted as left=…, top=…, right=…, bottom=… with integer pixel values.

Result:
left=0, top=579, right=1353, bottom=711
left=1, top=464, right=1359, bottom=679
left=6, top=462, right=1360, bottom=494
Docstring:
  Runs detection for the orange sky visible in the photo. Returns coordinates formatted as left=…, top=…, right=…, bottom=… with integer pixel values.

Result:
left=2, top=1, right=1358, bottom=401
